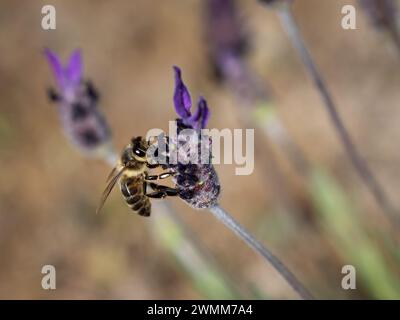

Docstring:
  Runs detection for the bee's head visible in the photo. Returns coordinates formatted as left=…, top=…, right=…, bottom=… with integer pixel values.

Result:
left=121, top=136, right=148, bottom=166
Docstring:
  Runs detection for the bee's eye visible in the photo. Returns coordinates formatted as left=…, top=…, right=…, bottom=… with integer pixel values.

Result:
left=134, top=148, right=146, bottom=158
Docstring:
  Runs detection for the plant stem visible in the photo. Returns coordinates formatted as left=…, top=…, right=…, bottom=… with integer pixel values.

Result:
left=275, top=4, right=398, bottom=225
left=209, top=204, right=314, bottom=300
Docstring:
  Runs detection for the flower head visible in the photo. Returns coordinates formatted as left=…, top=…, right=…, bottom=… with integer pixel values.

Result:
left=169, top=67, right=220, bottom=209
left=205, top=0, right=249, bottom=80
left=45, top=49, right=111, bottom=154
left=45, top=48, right=83, bottom=101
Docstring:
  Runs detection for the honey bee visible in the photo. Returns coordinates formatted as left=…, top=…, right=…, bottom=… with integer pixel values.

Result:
left=96, top=136, right=177, bottom=217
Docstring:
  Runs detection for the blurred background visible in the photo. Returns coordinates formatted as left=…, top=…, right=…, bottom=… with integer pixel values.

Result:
left=0, top=0, right=400, bottom=299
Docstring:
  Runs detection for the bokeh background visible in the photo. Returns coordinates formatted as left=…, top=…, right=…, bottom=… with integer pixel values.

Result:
left=0, top=0, right=399, bottom=299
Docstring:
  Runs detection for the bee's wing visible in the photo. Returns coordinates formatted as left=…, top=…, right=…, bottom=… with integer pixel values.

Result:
left=106, top=166, right=118, bottom=182
left=96, top=167, right=125, bottom=214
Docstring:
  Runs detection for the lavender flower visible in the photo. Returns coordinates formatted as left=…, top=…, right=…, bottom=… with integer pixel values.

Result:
left=173, top=66, right=210, bottom=130
left=172, top=66, right=312, bottom=298
left=45, top=49, right=111, bottom=155
left=205, top=0, right=248, bottom=81
left=169, top=66, right=220, bottom=209
left=205, top=0, right=270, bottom=105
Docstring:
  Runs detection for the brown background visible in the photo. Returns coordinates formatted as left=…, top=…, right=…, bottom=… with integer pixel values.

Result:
left=0, top=0, right=399, bottom=299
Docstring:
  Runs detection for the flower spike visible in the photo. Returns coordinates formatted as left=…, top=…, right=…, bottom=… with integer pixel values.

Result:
left=44, top=49, right=111, bottom=154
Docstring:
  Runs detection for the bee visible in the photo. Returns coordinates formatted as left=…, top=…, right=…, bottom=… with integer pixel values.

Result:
left=96, top=136, right=178, bottom=217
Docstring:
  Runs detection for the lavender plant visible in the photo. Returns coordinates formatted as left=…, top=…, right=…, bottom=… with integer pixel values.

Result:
left=169, top=67, right=313, bottom=300
left=205, top=1, right=400, bottom=298
left=259, top=0, right=399, bottom=226
left=45, top=49, right=113, bottom=161
left=204, top=0, right=312, bottom=225
left=168, top=66, right=220, bottom=209
left=206, top=0, right=267, bottom=105
left=205, top=0, right=249, bottom=83
left=44, top=46, right=313, bottom=299
left=45, top=49, right=239, bottom=299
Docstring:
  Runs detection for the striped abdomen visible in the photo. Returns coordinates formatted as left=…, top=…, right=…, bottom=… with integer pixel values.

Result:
left=120, top=174, right=151, bottom=217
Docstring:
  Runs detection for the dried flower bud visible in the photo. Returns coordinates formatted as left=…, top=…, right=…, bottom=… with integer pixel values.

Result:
left=45, top=49, right=111, bottom=156
left=168, top=67, right=221, bottom=208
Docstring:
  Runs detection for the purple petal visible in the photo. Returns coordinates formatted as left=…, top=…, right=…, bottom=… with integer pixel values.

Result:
left=198, top=97, right=210, bottom=129
left=173, top=66, right=192, bottom=118
left=189, top=97, right=210, bottom=129
left=44, top=48, right=65, bottom=90
left=65, top=49, right=82, bottom=86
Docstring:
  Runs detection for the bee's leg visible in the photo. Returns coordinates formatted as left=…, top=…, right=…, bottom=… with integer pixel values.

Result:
left=146, top=190, right=178, bottom=198
left=146, top=162, right=159, bottom=169
left=146, top=154, right=171, bottom=168
left=143, top=180, right=147, bottom=194
left=145, top=182, right=178, bottom=198
left=145, top=171, right=176, bottom=181
left=145, top=191, right=168, bottom=199
left=146, top=150, right=166, bottom=168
